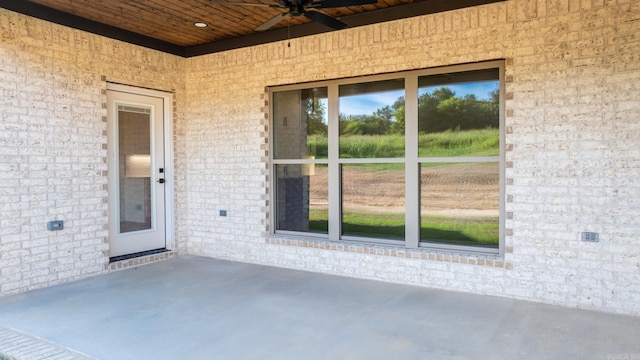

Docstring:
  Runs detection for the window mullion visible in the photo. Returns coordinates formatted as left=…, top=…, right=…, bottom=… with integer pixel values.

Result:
left=327, top=84, right=341, bottom=242
left=270, top=61, right=503, bottom=253
left=405, top=76, right=419, bottom=249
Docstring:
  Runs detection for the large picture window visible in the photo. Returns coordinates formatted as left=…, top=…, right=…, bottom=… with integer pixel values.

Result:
left=271, top=61, right=504, bottom=254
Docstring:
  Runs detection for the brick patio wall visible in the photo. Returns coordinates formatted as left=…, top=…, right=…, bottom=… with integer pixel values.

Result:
left=184, top=0, right=640, bottom=316
left=1, top=0, right=638, bottom=316
left=0, top=9, right=188, bottom=294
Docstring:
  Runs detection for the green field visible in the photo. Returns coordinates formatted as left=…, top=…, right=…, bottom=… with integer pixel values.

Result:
left=300, top=128, right=499, bottom=247
left=308, top=210, right=499, bottom=248
left=307, top=128, right=499, bottom=159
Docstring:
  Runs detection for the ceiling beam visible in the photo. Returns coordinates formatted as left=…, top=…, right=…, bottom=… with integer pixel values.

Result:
left=187, top=0, right=506, bottom=57
left=1, top=0, right=506, bottom=58
left=0, top=0, right=185, bottom=56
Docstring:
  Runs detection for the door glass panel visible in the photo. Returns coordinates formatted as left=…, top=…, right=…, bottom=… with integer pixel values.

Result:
left=118, top=105, right=152, bottom=233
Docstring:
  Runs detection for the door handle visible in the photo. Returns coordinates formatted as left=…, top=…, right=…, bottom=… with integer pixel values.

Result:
left=157, top=178, right=165, bottom=184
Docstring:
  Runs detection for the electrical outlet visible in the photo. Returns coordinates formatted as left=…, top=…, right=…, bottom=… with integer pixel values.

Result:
left=581, top=232, right=599, bottom=242
left=47, top=220, right=64, bottom=231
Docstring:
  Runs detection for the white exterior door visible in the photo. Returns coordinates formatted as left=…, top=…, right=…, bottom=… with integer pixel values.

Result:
left=107, top=89, right=166, bottom=257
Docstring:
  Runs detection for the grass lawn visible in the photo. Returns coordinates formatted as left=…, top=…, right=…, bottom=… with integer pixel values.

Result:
left=309, top=210, right=498, bottom=247
left=299, top=128, right=500, bottom=247
left=308, top=128, right=499, bottom=159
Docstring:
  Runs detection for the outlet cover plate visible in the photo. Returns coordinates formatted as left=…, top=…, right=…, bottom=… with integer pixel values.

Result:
left=47, top=220, right=64, bottom=231
left=581, top=232, right=599, bottom=242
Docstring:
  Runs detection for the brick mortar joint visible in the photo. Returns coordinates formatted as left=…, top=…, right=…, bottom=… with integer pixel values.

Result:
left=107, top=250, right=180, bottom=272
left=265, top=236, right=508, bottom=269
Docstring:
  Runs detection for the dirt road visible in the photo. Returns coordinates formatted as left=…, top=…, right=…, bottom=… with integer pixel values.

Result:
left=310, top=163, right=499, bottom=216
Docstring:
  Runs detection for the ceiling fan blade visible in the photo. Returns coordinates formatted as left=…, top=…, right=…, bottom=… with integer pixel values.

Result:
left=303, top=10, right=347, bottom=30
left=311, top=0, right=378, bottom=8
left=255, top=12, right=289, bottom=31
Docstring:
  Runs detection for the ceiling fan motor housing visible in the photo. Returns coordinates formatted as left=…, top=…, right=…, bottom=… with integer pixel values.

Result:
left=212, top=0, right=379, bottom=31
left=290, top=6, right=304, bottom=16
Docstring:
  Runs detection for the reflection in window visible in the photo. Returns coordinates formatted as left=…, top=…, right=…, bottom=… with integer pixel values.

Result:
left=339, top=79, right=405, bottom=158
left=420, top=163, right=499, bottom=248
left=342, top=164, right=405, bottom=241
left=275, top=164, right=328, bottom=234
left=418, top=69, right=499, bottom=157
left=273, top=87, right=328, bottom=160
left=271, top=61, right=503, bottom=253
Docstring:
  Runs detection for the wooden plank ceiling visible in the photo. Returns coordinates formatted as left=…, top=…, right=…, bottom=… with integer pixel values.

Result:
left=1, top=0, right=506, bottom=57
left=25, top=0, right=415, bottom=47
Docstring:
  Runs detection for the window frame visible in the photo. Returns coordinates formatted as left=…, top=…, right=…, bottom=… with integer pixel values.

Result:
left=269, top=60, right=505, bottom=256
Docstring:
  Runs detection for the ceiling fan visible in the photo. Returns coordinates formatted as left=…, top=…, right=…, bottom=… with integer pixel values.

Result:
left=210, top=0, right=379, bottom=31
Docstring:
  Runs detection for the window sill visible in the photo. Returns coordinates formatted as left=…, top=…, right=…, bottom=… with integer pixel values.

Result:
left=266, top=235, right=509, bottom=269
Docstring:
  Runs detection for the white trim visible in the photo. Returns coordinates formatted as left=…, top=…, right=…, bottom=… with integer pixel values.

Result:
left=328, top=85, right=341, bottom=241
left=106, top=83, right=175, bottom=252
left=418, top=156, right=500, bottom=163
left=498, top=61, right=506, bottom=257
left=273, top=159, right=329, bottom=164
left=106, top=83, right=174, bottom=98
left=163, top=93, right=175, bottom=251
left=273, top=157, right=500, bottom=165
left=405, top=75, right=419, bottom=249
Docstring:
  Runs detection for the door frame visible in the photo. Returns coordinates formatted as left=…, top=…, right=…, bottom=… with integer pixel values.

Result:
left=106, top=82, right=175, bottom=254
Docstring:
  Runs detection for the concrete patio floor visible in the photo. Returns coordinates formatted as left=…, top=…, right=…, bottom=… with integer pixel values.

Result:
left=0, top=256, right=638, bottom=360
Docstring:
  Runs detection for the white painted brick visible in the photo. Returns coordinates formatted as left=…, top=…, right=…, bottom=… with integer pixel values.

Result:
left=0, top=8, right=186, bottom=295
left=2, top=0, right=639, bottom=316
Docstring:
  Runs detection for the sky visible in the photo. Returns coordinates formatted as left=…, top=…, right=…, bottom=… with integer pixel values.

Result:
left=339, top=81, right=498, bottom=117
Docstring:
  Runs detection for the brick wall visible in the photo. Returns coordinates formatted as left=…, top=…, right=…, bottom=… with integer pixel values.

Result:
left=0, top=10, right=187, bottom=294
left=1, top=0, right=638, bottom=316
left=185, top=0, right=640, bottom=315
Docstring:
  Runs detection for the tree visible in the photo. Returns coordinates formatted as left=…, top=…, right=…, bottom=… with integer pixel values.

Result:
left=391, top=96, right=405, bottom=134
left=418, top=87, right=498, bottom=133
left=338, top=85, right=499, bottom=136
left=340, top=113, right=390, bottom=135
left=305, top=98, right=327, bottom=136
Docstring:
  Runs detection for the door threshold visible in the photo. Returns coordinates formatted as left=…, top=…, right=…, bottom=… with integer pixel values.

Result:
left=109, top=248, right=169, bottom=263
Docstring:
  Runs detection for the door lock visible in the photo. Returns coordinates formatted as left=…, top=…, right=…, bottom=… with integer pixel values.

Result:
left=157, top=178, right=165, bottom=184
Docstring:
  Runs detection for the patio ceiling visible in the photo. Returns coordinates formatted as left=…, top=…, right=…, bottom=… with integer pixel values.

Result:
left=1, top=0, right=505, bottom=57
